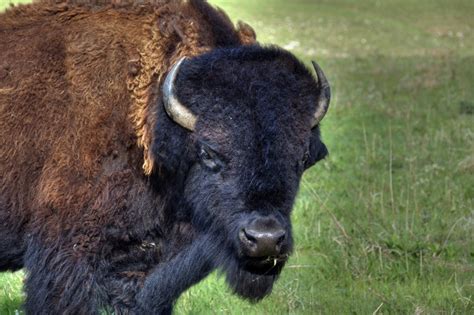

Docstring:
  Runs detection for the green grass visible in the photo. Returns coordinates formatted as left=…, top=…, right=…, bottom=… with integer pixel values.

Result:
left=1, top=0, right=473, bottom=314
left=0, top=272, right=24, bottom=315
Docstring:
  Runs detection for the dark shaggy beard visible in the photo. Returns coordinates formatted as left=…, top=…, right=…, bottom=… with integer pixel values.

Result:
left=219, top=252, right=285, bottom=301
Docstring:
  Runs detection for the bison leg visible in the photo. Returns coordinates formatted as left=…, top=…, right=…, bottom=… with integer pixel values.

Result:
left=23, top=236, right=100, bottom=315
left=134, top=234, right=217, bottom=314
left=98, top=270, right=147, bottom=314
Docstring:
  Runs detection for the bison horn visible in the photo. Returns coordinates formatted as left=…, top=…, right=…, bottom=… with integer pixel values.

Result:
left=311, top=60, right=331, bottom=128
left=162, top=57, right=197, bottom=131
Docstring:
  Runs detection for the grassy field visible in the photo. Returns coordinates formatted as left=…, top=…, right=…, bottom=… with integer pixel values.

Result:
left=1, top=0, right=473, bottom=314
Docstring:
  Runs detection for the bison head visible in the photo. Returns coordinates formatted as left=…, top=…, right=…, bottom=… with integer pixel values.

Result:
left=151, top=46, right=330, bottom=300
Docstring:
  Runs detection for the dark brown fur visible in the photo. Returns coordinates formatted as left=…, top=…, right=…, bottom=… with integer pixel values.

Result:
left=0, top=0, right=256, bottom=313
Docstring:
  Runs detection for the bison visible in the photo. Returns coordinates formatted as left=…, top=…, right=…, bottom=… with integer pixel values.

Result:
left=0, top=0, right=330, bottom=314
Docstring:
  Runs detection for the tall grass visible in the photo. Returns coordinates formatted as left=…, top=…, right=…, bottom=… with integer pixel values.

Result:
left=1, top=0, right=473, bottom=314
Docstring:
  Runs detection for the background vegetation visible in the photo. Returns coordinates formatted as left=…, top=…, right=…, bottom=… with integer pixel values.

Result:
left=1, top=0, right=473, bottom=314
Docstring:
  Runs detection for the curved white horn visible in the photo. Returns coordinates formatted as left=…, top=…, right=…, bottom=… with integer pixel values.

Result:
left=162, top=57, right=197, bottom=131
left=311, top=60, right=331, bottom=128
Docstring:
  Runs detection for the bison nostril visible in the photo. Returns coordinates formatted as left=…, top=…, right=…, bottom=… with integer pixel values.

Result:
left=243, top=229, right=257, bottom=243
left=239, top=229, right=257, bottom=249
left=276, top=233, right=285, bottom=246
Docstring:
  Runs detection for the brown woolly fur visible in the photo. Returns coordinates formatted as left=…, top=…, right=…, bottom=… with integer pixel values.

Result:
left=0, top=0, right=254, bottom=312
left=0, top=1, right=327, bottom=314
left=0, top=0, right=247, bottom=175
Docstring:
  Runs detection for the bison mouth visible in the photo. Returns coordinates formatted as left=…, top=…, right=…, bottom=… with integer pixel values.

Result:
left=241, top=254, right=288, bottom=275
left=220, top=252, right=289, bottom=301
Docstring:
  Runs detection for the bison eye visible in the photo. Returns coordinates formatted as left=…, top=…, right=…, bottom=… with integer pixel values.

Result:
left=198, top=145, right=222, bottom=172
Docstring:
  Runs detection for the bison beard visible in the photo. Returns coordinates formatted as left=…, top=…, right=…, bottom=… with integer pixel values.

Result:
left=223, top=256, right=283, bottom=300
left=136, top=231, right=284, bottom=313
left=135, top=235, right=279, bottom=313
left=0, top=1, right=330, bottom=314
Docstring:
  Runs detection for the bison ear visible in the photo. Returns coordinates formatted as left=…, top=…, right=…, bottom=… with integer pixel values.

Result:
left=236, top=21, right=257, bottom=45
left=305, top=127, right=328, bottom=169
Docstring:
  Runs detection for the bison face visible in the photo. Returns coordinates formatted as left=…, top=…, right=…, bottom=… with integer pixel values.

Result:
left=153, top=46, right=329, bottom=300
